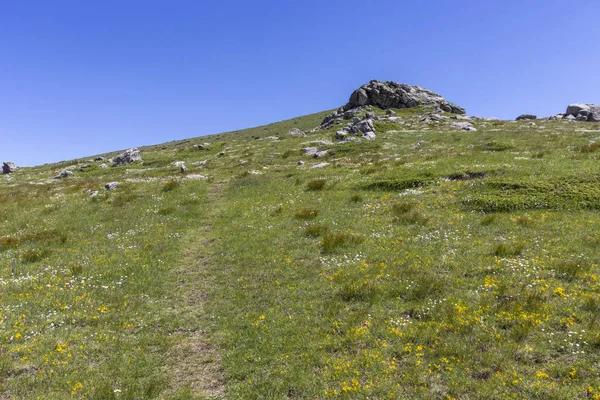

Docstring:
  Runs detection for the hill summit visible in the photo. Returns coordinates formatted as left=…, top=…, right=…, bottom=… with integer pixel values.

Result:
left=321, top=80, right=465, bottom=129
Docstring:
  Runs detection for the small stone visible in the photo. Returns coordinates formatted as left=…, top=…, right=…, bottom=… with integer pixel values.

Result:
left=288, top=128, right=306, bottom=137
left=180, top=165, right=187, bottom=173
left=314, top=150, right=329, bottom=158
left=98, top=163, right=109, bottom=169
left=94, top=156, right=105, bottom=162
left=105, top=182, right=119, bottom=190
left=54, top=170, right=73, bottom=179
left=297, top=161, right=305, bottom=166
left=311, top=162, right=330, bottom=169
left=301, top=147, right=318, bottom=156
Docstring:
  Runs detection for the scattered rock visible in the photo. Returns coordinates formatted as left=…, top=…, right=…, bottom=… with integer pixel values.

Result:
left=412, top=141, right=425, bottom=148
left=301, top=147, right=319, bottom=156
left=54, top=170, right=73, bottom=179
left=386, top=109, right=396, bottom=116
left=314, top=150, right=329, bottom=158
left=516, top=114, right=537, bottom=121
left=193, top=160, right=207, bottom=167
left=240, top=160, right=248, bottom=165
left=94, top=156, right=105, bottom=162
left=186, top=174, right=207, bottom=180
left=192, top=144, right=204, bottom=150
left=297, top=161, right=305, bottom=166
left=218, top=151, right=225, bottom=157
left=311, top=162, right=330, bottom=169
left=288, top=128, right=306, bottom=137
left=180, top=165, right=187, bottom=173
left=105, top=182, right=119, bottom=190
left=90, top=191, right=99, bottom=197
left=98, top=163, right=109, bottom=169
left=249, top=170, right=263, bottom=175
left=451, top=122, right=477, bottom=132
left=2, top=162, right=17, bottom=174
left=564, top=115, right=576, bottom=121
left=113, top=148, right=141, bottom=166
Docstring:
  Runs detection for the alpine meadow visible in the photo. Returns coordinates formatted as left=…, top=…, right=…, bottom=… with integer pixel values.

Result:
left=4, top=80, right=600, bottom=400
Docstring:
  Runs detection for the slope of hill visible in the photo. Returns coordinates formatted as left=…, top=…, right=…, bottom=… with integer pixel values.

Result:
left=3, top=84, right=600, bottom=399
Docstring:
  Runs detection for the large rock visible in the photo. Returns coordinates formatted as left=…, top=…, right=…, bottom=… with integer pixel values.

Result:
left=565, top=103, right=600, bottom=122
left=54, top=170, right=73, bottom=179
left=288, top=128, right=306, bottom=137
left=321, top=80, right=465, bottom=129
left=2, top=162, right=16, bottom=174
left=113, top=148, right=141, bottom=166
left=516, top=114, right=537, bottom=121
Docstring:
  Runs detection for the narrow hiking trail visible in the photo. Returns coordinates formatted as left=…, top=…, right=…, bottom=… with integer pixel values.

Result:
left=165, top=180, right=229, bottom=399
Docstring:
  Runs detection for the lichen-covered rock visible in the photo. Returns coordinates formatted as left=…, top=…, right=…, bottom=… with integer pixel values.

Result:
left=113, top=148, right=141, bottom=167
left=54, top=170, right=73, bottom=179
left=2, top=162, right=16, bottom=174
left=105, top=182, right=119, bottom=190
left=565, top=104, right=600, bottom=122
left=288, top=128, right=306, bottom=137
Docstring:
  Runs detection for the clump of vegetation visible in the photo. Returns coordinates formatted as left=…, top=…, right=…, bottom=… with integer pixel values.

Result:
left=493, top=242, right=524, bottom=257
left=349, top=194, right=363, bottom=203
left=303, top=224, right=328, bottom=237
left=480, top=141, right=514, bottom=152
left=162, top=180, right=180, bottom=192
left=513, top=215, right=533, bottom=226
left=22, top=248, right=51, bottom=263
left=295, top=208, right=320, bottom=219
left=391, top=202, right=428, bottom=225
left=577, top=142, right=600, bottom=153
left=306, top=179, right=326, bottom=191
left=322, top=232, right=364, bottom=252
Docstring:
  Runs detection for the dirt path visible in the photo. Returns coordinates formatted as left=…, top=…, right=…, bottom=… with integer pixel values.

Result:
left=163, top=180, right=229, bottom=399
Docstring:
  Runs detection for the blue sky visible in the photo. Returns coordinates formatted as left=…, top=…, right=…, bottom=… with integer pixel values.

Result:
left=2, top=0, right=600, bottom=166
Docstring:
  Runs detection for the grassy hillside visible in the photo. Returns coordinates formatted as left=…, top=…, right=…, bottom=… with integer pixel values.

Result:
left=3, top=108, right=600, bottom=399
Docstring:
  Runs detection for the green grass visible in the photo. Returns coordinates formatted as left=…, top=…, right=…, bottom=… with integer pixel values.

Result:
left=3, top=109, right=600, bottom=399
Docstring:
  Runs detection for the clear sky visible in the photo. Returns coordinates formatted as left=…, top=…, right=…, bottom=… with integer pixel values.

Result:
left=2, top=0, right=600, bottom=166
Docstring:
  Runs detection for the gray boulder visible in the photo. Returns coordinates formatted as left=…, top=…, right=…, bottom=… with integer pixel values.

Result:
left=2, top=162, right=16, bottom=174
left=98, top=163, right=109, bottom=169
left=180, top=164, right=187, bottom=173
left=301, top=147, right=318, bottom=156
left=314, top=150, right=329, bottom=158
left=55, top=170, right=73, bottom=179
left=288, top=128, right=306, bottom=137
left=94, top=156, right=105, bottom=162
left=113, top=148, right=141, bottom=166
left=565, top=103, right=600, bottom=122
left=567, top=103, right=591, bottom=116
left=565, top=115, right=576, bottom=121
left=451, top=122, right=477, bottom=131
left=105, top=182, right=119, bottom=190
left=516, top=114, right=537, bottom=121
left=351, top=119, right=375, bottom=134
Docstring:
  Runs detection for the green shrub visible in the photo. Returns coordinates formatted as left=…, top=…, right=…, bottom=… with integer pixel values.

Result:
left=322, top=232, right=364, bottom=252
left=304, top=225, right=328, bottom=237
left=295, top=209, right=320, bottom=219
left=306, top=179, right=326, bottom=191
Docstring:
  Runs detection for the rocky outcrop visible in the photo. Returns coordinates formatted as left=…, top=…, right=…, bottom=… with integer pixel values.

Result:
left=288, top=128, right=306, bottom=137
left=113, top=148, right=141, bottom=167
left=516, top=114, right=537, bottom=121
left=2, top=162, right=16, bottom=174
left=321, top=80, right=465, bottom=130
left=565, top=104, right=600, bottom=122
